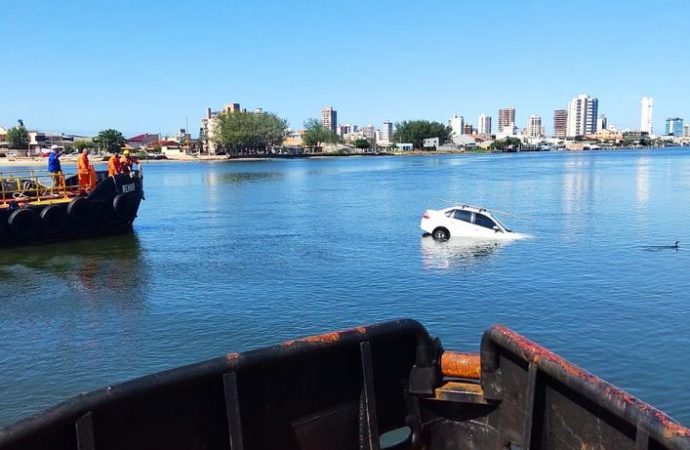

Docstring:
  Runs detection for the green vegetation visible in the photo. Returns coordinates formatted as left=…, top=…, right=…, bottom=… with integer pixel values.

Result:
left=640, top=136, right=654, bottom=146
left=96, top=129, right=126, bottom=153
left=353, top=138, right=370, bottom=149
left=490, top=137, right=522, bottom=151
left=215, top=111, right=288, bottom=153
left=7, top=125, right=28, bottom=150
left=392, top=120, right=452, bottom=149
left=74, top=140, right=92, bottom=152
left=302, top=119, right=339, bottom=151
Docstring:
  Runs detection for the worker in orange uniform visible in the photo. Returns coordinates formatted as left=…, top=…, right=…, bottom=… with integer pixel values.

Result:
left=77, top=149, right=91, bottom=191
left=120, top=150, right=139, bottom=175
left=108, top=151, right=122, bottom=177
left=77, top=149, right=97, bottom=192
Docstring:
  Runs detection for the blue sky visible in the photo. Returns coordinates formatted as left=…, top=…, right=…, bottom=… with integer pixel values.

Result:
left=1, top=0, right=688, bottom=136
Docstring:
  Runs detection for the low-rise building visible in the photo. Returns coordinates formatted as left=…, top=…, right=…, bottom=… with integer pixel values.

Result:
left=585, top=129, right=623, bottom=143
left=283, top=129, right=305, bottom=147
left=128, top=133, right=159, bottom=149
left=423, top=137, right=440, bottom=149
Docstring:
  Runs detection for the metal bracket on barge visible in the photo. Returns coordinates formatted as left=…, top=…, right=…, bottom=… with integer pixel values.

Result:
left=1, top=319, right=689, bottom=449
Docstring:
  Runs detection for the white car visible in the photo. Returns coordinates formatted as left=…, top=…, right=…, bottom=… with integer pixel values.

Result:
left=420, top=204, right=524, bottom=240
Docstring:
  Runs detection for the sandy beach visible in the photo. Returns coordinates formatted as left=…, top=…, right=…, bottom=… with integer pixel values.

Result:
left=0, top=150, right=471, bottom=170
left=0, top=154, right=230, bottom=169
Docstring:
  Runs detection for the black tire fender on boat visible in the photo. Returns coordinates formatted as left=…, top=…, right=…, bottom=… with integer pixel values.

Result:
left=67, top=197, right=92, bottom=226
left=113, top=193, right=137, bottom=219
left=0, top=214, right=8, bottom=242
left=40, top=205, right=69, bottom=234
left=8, top=208, right=40, bottom=240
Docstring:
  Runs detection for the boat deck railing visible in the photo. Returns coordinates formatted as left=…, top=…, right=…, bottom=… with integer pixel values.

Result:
left=0, top=170, right=81, bottom=208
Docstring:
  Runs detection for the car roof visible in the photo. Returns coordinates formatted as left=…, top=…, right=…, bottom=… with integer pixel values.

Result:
left=443, top=204, right=493, bottom=215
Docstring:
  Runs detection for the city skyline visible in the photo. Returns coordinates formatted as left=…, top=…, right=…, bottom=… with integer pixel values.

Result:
left=2, top=0, right=689, bottom=136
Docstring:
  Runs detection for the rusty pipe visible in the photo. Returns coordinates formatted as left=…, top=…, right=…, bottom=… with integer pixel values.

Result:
left=441, top=351, right=481, bottom=379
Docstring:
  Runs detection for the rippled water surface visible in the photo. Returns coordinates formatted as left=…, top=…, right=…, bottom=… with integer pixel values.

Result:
left=2, top=149, right=690, bottom=426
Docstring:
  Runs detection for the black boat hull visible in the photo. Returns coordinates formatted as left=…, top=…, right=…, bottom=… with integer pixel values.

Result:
left=0, top=319, right=689, bottom=450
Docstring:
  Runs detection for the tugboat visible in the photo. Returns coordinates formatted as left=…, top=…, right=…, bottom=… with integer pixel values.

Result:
left=0, top=319, right=688, bottom=449
left=0, top=168, right=143, bottom=246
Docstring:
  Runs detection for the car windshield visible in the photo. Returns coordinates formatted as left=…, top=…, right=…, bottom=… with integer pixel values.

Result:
left=491, top=214, right=511, bottom=232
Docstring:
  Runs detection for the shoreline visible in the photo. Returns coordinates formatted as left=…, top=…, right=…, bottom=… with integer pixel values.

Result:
left=0, top=146, right=683, bottom=168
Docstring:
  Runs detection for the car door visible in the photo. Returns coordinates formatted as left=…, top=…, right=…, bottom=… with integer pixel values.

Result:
left=472, top=212, right=499, bottom=237
left=449, top=209, right=473, bottom=236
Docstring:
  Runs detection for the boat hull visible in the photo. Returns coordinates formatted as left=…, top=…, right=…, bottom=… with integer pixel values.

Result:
left=0, top=319, right=688, bottom=450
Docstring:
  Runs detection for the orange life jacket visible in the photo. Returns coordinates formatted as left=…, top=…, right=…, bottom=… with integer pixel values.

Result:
left=77, top=153, right=90, bottom=174
left=108, top=155, right=122, bottom=176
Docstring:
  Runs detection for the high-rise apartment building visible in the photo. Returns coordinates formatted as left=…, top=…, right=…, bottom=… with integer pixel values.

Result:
left=380, top=121, right=393, bottom=143
left=526, top=115, right=543, bottom=138
left=684, top=124, right=690, bottom=138
left=321, top=106, right=337, bottom=133
left=448, top=115, right=464, bottom=136
left=498, top=108, right=516, bottom=132
left=596, top=114, right=607, bottom=132
left=553, top=109, right=567, bottom=138
left=478, top=114, right=492, bottom=135
left=665, top=118, right=684, bottom=137
left=640, top=97, right=654, bottom=134
left=462, top=124, right=474, bottom=135
left=566, top=94, right=598, bottom=137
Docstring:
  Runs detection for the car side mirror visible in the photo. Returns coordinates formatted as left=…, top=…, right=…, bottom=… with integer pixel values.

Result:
left=493, top=226, right=500, bottom=232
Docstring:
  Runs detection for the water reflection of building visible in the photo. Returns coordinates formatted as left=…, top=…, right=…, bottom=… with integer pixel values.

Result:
left=636, top=157, right=650, bottom=206
left=562, top=158, right=590, bottom=237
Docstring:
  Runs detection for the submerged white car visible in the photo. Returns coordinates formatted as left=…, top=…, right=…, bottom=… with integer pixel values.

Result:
left=420, top=204, right=524, bottom=240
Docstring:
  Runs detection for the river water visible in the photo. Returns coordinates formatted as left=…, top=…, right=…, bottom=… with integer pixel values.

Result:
left=2, top=148, right=690, bottom=426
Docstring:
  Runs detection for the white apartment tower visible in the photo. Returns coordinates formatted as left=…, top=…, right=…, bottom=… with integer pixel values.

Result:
left=640, top=97, right=654, bottom=134
left=526, top=115, right=543, bottom=138
left=478, top=114, right=492, bottom=135
left=448, top=115, right=464, bottom=137
left=321, top=106, right=337, bottom=133
left=380, top=121, right=393, bottom=144
left=566, top=94, right=598, bottom=137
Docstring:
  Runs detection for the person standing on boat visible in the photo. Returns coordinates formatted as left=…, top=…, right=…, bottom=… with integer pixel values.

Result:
left=77, top=148, right=94, bottom=191
left=120, top=150, right=139, bottom=175
left=108, top=151, right=122, bottom=177
left=47, top=145, right=64, bottom=188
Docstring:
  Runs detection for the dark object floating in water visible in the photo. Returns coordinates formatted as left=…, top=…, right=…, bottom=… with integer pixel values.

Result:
left=1, top=319, right=689, bottom=449
left=640, top=240, right=680, bottom=251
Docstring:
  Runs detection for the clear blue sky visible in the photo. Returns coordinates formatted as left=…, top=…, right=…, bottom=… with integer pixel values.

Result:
left=1, top=0, right=688, bottom=137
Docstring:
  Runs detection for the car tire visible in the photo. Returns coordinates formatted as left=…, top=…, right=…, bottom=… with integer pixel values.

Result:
left=432, top=227, right=450, bottom=241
